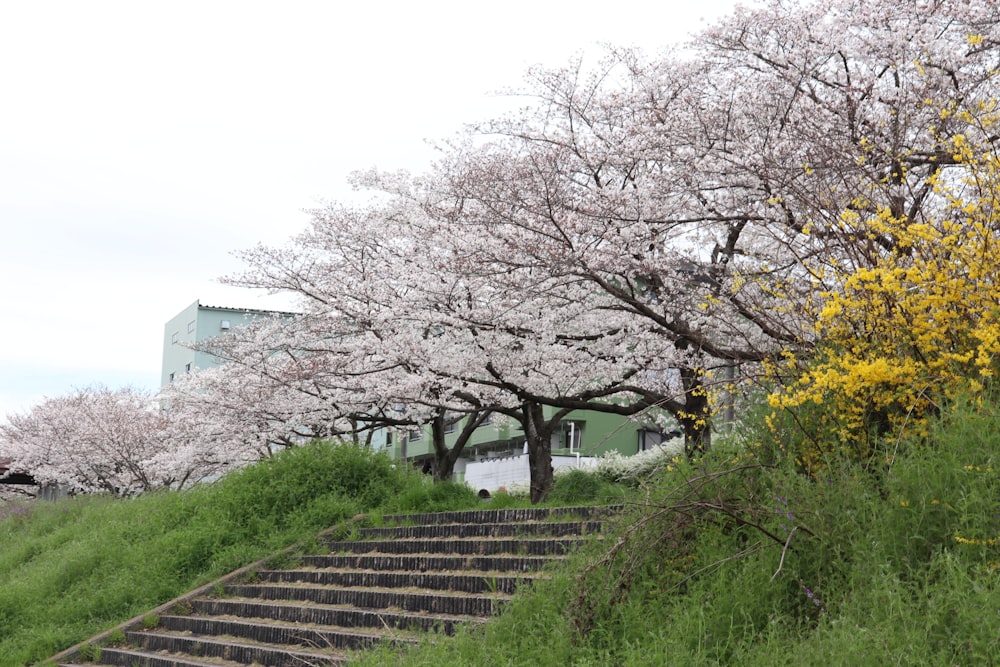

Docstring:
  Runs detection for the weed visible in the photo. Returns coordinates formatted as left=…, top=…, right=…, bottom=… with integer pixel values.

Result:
left=170, top=600, right=193, bottom=616
left=327, top=520, right=362, bottom=542
left=548, top=469, right=626, bottom=505
left=347, top=390, right=1000, bottom=666
left=140, top=614, right=159, bottom=630
left=76, top=643, right=100, bottom=662
left=385, top=478, right=481, bottom=514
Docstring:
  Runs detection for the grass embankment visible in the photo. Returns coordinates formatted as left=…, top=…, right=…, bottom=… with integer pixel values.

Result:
left=6, top=394, right=1000, bottom=666
left=352, top=395, right=1000, bottom=666
left=0, top=442, right=563, bottom=667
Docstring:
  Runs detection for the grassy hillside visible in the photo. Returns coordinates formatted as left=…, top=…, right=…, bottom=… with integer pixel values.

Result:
left=0, top=443, right=513, bottom=666
left=351, top=395, right=1000, bottom=666
left=5, top=393, right=1000, bottom=666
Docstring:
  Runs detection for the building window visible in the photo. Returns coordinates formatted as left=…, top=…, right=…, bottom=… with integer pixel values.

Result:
left=171, top=332, right=179, bottom=344
left=408, top=429, right=423, bottom=442
left=560, top=421, right=583, bottom=451
left=443, top=412, right=459, bottom=434
left=168, top=372, right=175, bottom=382
left=185, top=363, right=192, bottom=373
left=637, top=429, right=665, bottom=452
left=220, top=320, right=231, bottom=331
left=187, top=320, right=196, bottom=333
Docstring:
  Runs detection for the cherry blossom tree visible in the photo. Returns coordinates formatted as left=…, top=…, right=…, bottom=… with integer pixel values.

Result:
left=166, top=310, right=499, bottom=483
left=221, top=219, right=506, bottom=482
left=0, top=386, right=205, bottom=495
left=387, top=139, right=732, bottom=455
left=228, top=186, right=687, bottom=501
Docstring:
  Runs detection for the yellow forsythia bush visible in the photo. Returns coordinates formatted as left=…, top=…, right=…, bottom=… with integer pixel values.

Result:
left=768, top=125, right=1000, bottom=469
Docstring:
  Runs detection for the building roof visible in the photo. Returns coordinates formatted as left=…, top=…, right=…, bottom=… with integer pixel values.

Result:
left=197, top=301, right=301, bottom=317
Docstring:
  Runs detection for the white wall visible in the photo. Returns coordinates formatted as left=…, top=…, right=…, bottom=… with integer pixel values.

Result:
left=463, top=453, right=595, bottom=493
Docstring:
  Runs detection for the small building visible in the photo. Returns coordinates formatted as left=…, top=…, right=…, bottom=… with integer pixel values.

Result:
left=0, top=458, right=35, bottom=486
left=0, top=458, right=67, bottom=500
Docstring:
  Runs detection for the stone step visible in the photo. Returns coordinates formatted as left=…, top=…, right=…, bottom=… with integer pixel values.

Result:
left=67, top=646, right=249, bottom=667
left=254, top=567, right=538, bottom=594
left=193, top=597, right=481, bottom=635
left=378, top=505, right=618, bottom=526
left=157, top=614, right=418, bottom=651
left=324, top=536, right=585, bottom=556
left=224, top=582, right=506, bottom=616
left=355, top=519, right=605, bottom=540
left=298, top=552, right=558, bottom=573
left=125, top=630, right=346, bottom=666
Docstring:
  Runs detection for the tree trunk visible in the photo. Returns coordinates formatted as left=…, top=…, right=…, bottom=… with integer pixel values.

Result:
left=430, top=410, right=491, bottom=482
left=429, top=412, right=449, bottom=480
left=680, top=368, right=712, bottom=458
left=522, top=401, right=555, bottom=504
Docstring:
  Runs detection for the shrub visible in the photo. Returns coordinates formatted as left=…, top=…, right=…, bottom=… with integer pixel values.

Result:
left=766, top=146, right=1000, bottom=469
left=548, top=469, right=625, bottom=505
left=385, top=478, right=481, bottom=514
left=213, top=440, right=404, bottom=534
left=591, top=441, right=684, bottom=487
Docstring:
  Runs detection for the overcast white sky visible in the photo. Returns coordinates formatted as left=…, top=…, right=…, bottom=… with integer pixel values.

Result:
left=0, top=0, right=741, bottom=419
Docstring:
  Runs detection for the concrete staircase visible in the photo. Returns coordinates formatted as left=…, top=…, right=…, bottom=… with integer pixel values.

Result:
left=55, top=505, right=612, bottom=667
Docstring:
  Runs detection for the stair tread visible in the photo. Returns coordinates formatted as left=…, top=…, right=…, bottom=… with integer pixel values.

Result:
left=298, top=553, right=561, bottom=571
left=341, top=537, right=593, bottom=543
left=208, top=595, right=492, bottom=621
left=79, top=645, right=267, bottom=667
left=157, top=612, right=424, bottom=642
left=377, top=505, right=620, bottom=524
left=229, top=581, right=512, bottom=597
left=132, top=627, right=350, bottom=654
left=257, top=566, right=543, bottom=576
left=303, top=553, right=563, bottom=561
left=251, top=568, right=542, bottom=594
left=358, top=520, right=603, bottom=531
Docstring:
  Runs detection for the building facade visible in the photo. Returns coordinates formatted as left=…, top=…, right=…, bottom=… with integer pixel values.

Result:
left=160, top=300, right=297, bottom=387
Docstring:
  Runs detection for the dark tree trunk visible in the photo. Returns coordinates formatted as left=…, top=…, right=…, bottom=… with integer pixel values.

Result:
left=522, top=401, right=556, bottom=504
left=679, top=368, right=712, bottom=457
left=430, top=410, right=491, bottom=482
